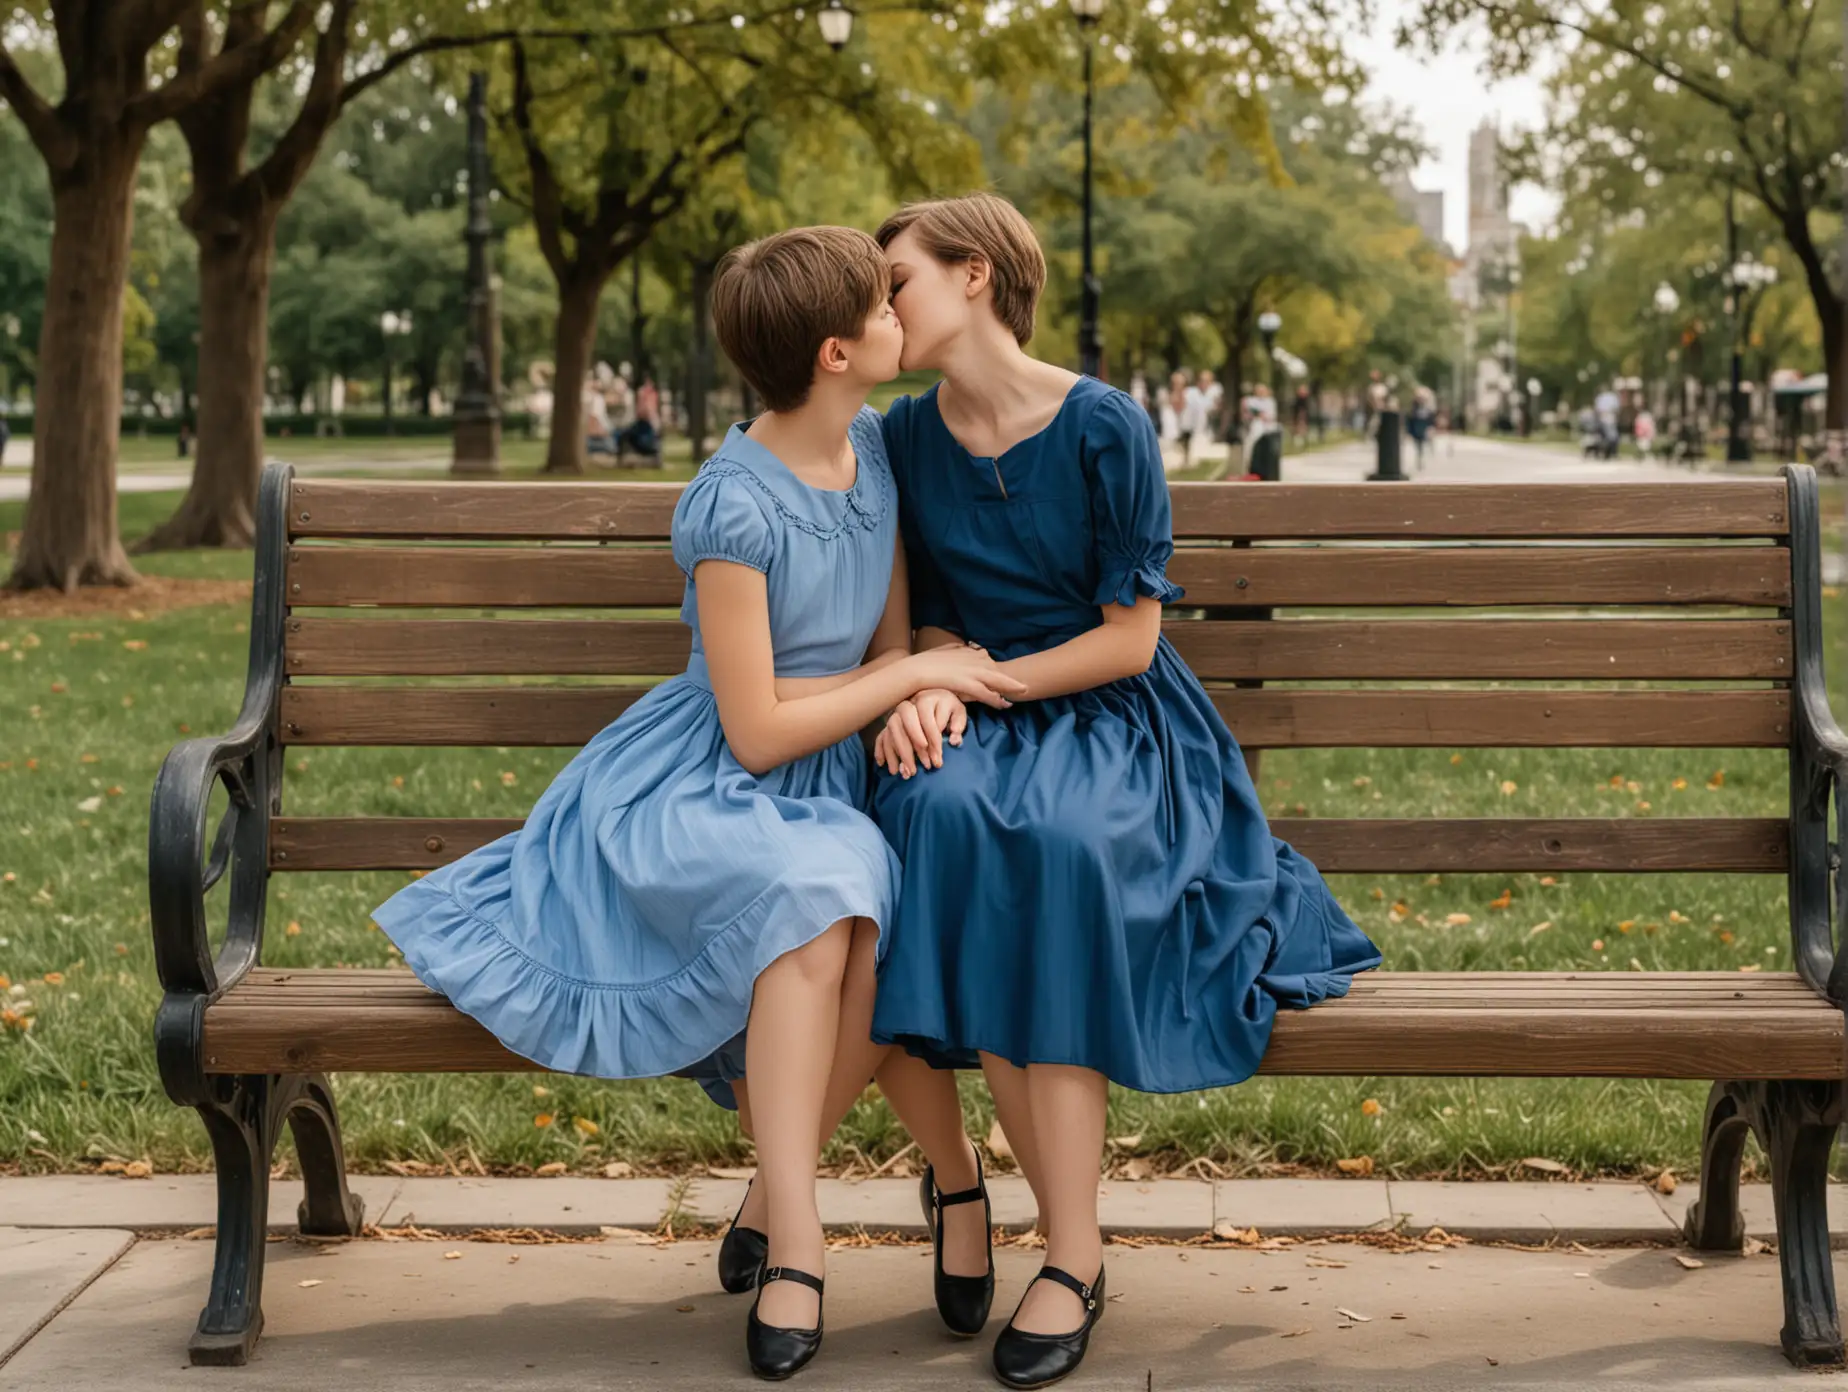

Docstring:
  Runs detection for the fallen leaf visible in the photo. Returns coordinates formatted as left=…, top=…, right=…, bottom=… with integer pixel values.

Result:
left=1334, top=1156, right=1374, bottom=1177
left=532, top=1084, right=551, bottom=1098
left=1529, top=921, right=1552, bottom=935
left=1539, top=876, right=1558, bottom=886
left=1449, top=754, right=1463, bottom=765
left=443, top=1251, right=463, bottom=1260
left=1591, top=939, right=1605, bottom=952
left=1744, top=1237, right=1769, bottom=1256
left=76, top=797, right=101, bottom=813
left=603, top=1161, right=635, bottom=1179
left=297, top=1278, right=323, bottom=1288
left=123, top=639, right=148, bottom=651
left=285, top=921, right=301, bottom=937
left=1236, top=1285, right=1258, bottom=1294
left=1444, top=913, right=1472, bottom=926
left=500, top=771, right=518, bottom=786
left=1674, top=1255, right=1704, bottom=1270
left=1520, top=1157, right=1567, bottom=1175
left=1672, top=777, right=1688, bottom=790
left=1280, top=1328, right=1312, bottom=1339
left=1739, top=963, right=1763, bottom=973
left=677, top=1305, right=696, bottom=1313
left=1488, top=890, right=1513, bottom=911
left=534, top=1161, right=568, bottom=1177
left=122, top=1160, right=152, bottom=1179
left=1655, top=1171, right=1677, bottom=1195
left=1212, top=1221, right=1261, bottom=1244
left=1707, top=771, right=1725, bottom=789
left=1109, top=1134, right=1143, bottom=1151
left=1336, top=1307, right=1373, bottom=1323
left=43, top=971, right=63, bottom=985
left=1359, top=1098, right=1382, bottom=1117
left=534, top=1113, right=555, bottom=1128
left=573, top=1117, right=600, bottom=1137
left=1305, top=1257, right=1349, bottom=1269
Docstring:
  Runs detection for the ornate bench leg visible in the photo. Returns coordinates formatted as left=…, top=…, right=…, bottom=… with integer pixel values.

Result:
left=188, top=1073, right=364, bottom=1367
left=287, top=1074, right=366, bottom=1237
left=1686, top=1079, right=1843, bottom=1367
left=1685, top=1081, right=1750, bottom=1251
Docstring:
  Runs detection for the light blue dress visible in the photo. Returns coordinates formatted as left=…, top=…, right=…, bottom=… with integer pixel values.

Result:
left=372, top=410, right=900, bottom=1107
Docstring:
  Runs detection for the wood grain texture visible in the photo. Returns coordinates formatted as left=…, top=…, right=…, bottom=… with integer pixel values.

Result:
left=201, top=969, right=1842, bottom=1079
left=269, top=815, right=1790, bottom=874
left=285, top=543, right=1792, bottom=610
left=276, top=684, right=1790, bottom=748
left=283, top=616, right=1793, bottom=680
left=288, top=479, right=1789, bottom=541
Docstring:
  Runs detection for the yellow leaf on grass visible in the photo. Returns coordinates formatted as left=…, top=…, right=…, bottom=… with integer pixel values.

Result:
left=43, top=972, right=63, bottom=986
left=533, top=1085, right=552, bottom=1098
left=1739, top=963, right=1763, bottom=973
left=1444, top=913, right=1471, bottom=927
left=79, top=753, right=97, bottom=764
left=501, top=771, right=518, bottom=786
left=123, top=640, right=148, bottom=651
left=285, top=922, right=302, bottom=937
left=1449, top=754, right=1463, bottom=765
left=1499, top=780, right=1517, bottom=796
left=1539, top=876, right=1557, bottom=887
left=1591, top=939, right=1605, bottom=952
left=573, top=1117, right=600, bottom=1137
left=1707, top=771, right=1725, bottom=789
left=1488, top=890, right=1512, bottom=911
left=1672, top=777, right=1688, bottom=790
left=1528, top=922, right=1552, bottom=935
left=534, top=1113, right=555, bottom=1128
left=1360, top=1098, right=1382, bottom=1117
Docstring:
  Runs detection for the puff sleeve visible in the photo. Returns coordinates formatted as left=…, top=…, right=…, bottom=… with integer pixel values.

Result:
left=671, top=468, right=776, bottom=578
left=1083, top=389, right=1185, bottom=608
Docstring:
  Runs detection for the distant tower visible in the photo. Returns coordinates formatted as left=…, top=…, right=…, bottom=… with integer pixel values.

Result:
left=1467, top=119, right=1513, bottom=270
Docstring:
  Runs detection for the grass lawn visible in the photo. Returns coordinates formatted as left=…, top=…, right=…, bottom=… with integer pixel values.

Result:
left=1, top=484, right=1845, bottom=1186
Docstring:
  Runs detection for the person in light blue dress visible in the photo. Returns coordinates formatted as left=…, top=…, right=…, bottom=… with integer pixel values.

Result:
left=373, top=226, right=1021, bottom=1379
left=869, top=195, right=1383, bottom=1390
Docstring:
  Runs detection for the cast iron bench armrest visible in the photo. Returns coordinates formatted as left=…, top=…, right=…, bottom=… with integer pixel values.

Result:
left=1784, top=465, right=1846, bottom=1004
left=150, top=463, right=293, bottom=1102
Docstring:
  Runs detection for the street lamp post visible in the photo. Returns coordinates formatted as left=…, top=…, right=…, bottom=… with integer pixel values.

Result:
left=380, top=310, right=412, bottom=435
left=817, top=0, right=854, bottom=49
left=452, top=71, right=501, bottom=476
left=1070, top=0, right=1104, bottom=379
left=1724, top=255, right=1778, bottom=464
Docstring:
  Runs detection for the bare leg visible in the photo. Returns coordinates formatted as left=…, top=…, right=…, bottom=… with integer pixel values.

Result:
left=1009, top=1064, right=1106, bottom=1335
left=745, top=919, right=852, bottom=1328
left=738, top=923, right=986, bottom=1275
left=979, top=1052, right=1049, bottom=1205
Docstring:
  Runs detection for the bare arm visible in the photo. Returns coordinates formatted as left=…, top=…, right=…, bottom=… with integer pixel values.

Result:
left=994, top=597, right=1163, bottom=701
left=696, top=559, right=1024, bottom=777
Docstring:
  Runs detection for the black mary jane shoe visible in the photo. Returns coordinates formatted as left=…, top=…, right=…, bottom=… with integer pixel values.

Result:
left=991, top=1264, right=1106, bottom=1390
left=918, top=1148, right=996, bottom=1336
left=746, top=1265, right=826, bottom=1381
left=718, top=1180, right=769, bottom=1295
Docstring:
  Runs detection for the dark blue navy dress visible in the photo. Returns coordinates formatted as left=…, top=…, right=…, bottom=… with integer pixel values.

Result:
left=868, top=378, right=1381, bottom=1092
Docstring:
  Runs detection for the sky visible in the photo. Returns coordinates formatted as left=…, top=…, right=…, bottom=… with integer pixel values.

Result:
left=1346, top=2, right=1562, bottom=253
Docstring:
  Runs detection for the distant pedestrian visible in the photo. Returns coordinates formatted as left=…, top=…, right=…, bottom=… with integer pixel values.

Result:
left=1633, top=408, right=1657, bottom=459
left=1407, top=389, right=1434, bottom=471
left=1160, top=370, right=1188, bottom=446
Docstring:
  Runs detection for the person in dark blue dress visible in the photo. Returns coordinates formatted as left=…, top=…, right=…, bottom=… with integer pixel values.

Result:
left=870, top=194, right=1382, bottom=1389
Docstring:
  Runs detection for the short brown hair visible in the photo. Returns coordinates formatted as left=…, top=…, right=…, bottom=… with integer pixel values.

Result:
left=876, top=193, right=1045, bottom=345
left=711, top=226, right=888, bottom=413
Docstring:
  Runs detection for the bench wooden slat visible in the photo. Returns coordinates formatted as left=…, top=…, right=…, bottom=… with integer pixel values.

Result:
left=200, top=969, right=1842, bottom=1079
left=270, top=815, right=1790, bottom=874
left=288, top=479, right=1790, bottom=541
left=284, top=544, right=1793, bottom=610
left=277, top=685, right=1790, bottom=749
left=284, top=616, right=1794, bottom=680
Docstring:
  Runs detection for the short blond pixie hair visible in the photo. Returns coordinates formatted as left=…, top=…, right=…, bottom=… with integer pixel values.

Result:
left=876, top=193, right=1046, bottom=345
left=712, top=226, right=889, bottom=413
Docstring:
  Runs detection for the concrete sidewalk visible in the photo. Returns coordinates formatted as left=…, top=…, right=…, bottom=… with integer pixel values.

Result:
left=2, top=1231, right=1832, bottom=1390
left=4, top=1174, right=1835, bottom=1245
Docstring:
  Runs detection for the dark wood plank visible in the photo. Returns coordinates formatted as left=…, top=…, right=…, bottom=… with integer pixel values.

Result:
left=270, top=815, right=1789, bottom=874
left=277, top=685, right=1790, bottom=748
left=291, top=480, right=682, bottom=541
left=287, top=543, right=1792, bottom=610
left=284, top=616, right=1794, bottom=680
left=200, top=969, right=1841, bottom=1078
left=1165, top=546, right=1790, bottom=608
left=286, top=618, right=692, bottom=676
left=288, top=479, right=1790, bottom=541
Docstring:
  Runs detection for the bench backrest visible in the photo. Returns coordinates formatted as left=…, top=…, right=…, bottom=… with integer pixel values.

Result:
left=257, top=466, right=1835, bottom=986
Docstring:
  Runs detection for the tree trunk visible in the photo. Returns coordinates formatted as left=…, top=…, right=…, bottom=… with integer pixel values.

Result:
left=687, top=258, right=716, bottom=461
left=1778, top=209, right=1844, bottom=471
left=6, top=139, right=144, bottom=590
left=544, top=270, right=606, bottom=474
left=137, top=212, right=276, bottom=552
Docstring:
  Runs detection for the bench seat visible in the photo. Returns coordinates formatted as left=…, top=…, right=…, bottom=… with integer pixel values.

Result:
left=203, top=967, right=1846, bottom=1080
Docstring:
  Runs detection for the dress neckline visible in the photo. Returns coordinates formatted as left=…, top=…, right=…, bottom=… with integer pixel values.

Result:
left=726, top=419, right=862, bottom=498
left=925, top=376, right=1092, bottom=464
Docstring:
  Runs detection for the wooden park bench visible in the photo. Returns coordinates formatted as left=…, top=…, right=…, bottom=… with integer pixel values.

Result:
left=151, top=460, right=1848, bottom=1366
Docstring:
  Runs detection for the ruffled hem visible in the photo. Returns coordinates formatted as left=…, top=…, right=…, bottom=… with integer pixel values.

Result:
left=1094, top=559, right=1184, bottom=608
left=374, top=872, right=889, bottom=1086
